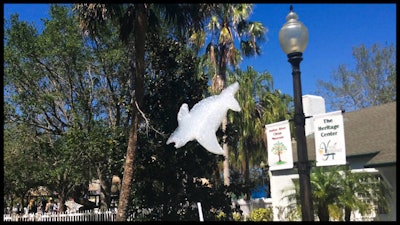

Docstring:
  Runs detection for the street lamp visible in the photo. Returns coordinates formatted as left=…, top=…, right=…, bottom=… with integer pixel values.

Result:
left=279, top=5, right=314, bottom=221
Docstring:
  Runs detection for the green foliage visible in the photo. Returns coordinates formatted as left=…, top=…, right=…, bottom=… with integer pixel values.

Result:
left=3, top=123, right=48, bottom=204
left=232, top=211, right=242, bottom=221
left=4, top=4, right=128, bottom=209
left=198, top=4, right=267, bottom=77
left=316, top=43, right=396, bottom=112
left=126, top=22, right=240, bottom=221
left=226, top=66, right=292, bottom=198
left=284, top=165, right=391, bottom=221
left=4, top=4, right=280, bottom=221
left=248, top=207, right=273, bottom=221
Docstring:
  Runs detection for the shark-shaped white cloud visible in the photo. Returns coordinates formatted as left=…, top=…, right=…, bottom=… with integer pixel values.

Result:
left=166, top=82, right=241, bottom=155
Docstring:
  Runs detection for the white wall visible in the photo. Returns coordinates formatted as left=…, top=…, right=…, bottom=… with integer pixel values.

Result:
left=267, top=95, right=396, bottom=221
left=269, top=170, right=300, bottom=221
left=302, top=95, right=326, bottom=136
left=378, top=166, right=397, bottom=221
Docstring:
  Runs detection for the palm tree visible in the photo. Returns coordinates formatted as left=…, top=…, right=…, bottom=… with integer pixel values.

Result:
left=74, top=4, right=147, bottom=220
left=74, top=3, right=210, bottom=221
left=227, top=67, right=272, bottom=196
left=227, top=67, right=292, bottom=199
left=258, top=88, right=293, bottom=161
left=337, top=166, right=391, bottom=221
left=192, top=4, right=267, bottom=186
left=310, top=166, right=342, bottom=221
left=284, top=165, right=391, bottom=221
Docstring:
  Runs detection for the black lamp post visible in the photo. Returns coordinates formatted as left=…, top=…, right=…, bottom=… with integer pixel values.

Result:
left=279, top=5, right=314, bottom=221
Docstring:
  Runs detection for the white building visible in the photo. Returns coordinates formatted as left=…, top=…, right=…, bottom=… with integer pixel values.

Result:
left=267, top=96, right=396, bottom=221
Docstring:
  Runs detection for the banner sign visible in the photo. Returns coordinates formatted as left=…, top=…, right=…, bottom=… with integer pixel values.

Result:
left=313, top=110, right=346, bottom=166
left=265, top=120, right=294, bottom=171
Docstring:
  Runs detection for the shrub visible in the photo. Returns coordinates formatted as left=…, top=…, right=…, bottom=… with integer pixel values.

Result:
left=249, top=207, right=273, bottom=221
left=232, top=212, right=242, bottom=221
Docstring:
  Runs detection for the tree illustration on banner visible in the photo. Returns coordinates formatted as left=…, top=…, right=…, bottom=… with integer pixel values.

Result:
left=271, top=141, right=287, bottom=165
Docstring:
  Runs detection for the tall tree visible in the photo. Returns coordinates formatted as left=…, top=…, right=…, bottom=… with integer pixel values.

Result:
left=80, top=13, right=132, bottom=210
left=4, top=5, right=100, bottom=211
left=3, top=123, right=49, bottom=210
left=129, top=30, right=236, bottom=220
left=4, top=4, right=130, bottom=212
left=316, top=43, right=396, bottom=112
left=227, top=67, right=271, bottom=197
left=227, top=66, right=292, bottom=199
left=73, top=4, right=148, bottom=220
left=193, top=4, right=267, bottom=186
left=74, top=3, right=209, bottom=220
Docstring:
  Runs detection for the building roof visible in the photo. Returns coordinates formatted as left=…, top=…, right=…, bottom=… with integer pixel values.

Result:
left=292, top=101, right=396, bottom=167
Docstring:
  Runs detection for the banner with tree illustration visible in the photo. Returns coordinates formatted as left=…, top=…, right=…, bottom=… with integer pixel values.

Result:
left=313, top=110, right=346, bottom=167
left=265, top=120, right=294, bottom=171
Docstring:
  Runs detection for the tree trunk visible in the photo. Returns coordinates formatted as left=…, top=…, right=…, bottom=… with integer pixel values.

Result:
left=97, top=167, right=110, bottom=210
left=222, top=117, right=230, bottom=186
left=317, top=205, right=330, bottom=221
left=217, top=43, right=229, bottom=186
left=242, top=140, right=250, bottom=200
left=344, top=206, right=351, bottom=221
left=116, top=3, right=147, bottom=221
left=116, top=114, right=139, bottom=221
left=213, top=74, right=229, bottom=186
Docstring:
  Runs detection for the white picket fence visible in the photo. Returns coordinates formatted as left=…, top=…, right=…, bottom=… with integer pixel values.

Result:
left=4, top=198, right=273, bottom=222
left=3, top=210, right=119, bottom=222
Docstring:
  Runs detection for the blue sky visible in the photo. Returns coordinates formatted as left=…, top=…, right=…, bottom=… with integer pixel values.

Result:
left=4, top=3, right=396, bottom=109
